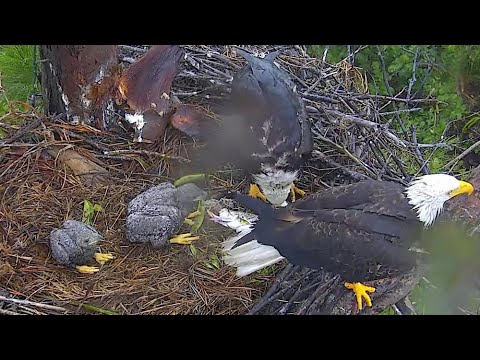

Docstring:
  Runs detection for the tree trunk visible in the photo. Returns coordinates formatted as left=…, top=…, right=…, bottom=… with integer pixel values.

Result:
left=39, top=45, right=121, bottom=129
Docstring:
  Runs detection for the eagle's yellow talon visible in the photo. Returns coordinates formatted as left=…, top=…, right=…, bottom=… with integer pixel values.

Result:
left=170, top=233, right=200, bottom=245
left=76, top=265, right=100, bottom=274
left=94, top=253, right=114, bottom=265
left=249, top=183, right=267, bottom=202
left=293, top=184, right=305, bottom=197
left=290, top=183, right=305, bottom=202
left=345, top=282, right=376, bottom=310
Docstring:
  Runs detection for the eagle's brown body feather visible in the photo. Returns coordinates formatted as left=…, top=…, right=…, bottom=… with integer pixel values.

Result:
left=232, top=180, right=423, bottom=282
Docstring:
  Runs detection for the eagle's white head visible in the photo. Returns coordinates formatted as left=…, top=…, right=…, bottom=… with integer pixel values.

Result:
left=253, top=168, right=298, bottom=206
left=406, top=174, right=474, bottom=227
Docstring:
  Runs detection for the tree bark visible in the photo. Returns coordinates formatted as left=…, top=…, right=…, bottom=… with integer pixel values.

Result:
left=39, top=45, right=121, bottom=129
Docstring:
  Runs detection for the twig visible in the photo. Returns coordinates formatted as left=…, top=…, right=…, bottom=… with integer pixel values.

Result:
left=302, top=93, right=339, bottom=104
left=411, top=125, right=430, bottom=175
left=351, top=93, right=441, bottom=104
left=249, top=268, right=314, bottom=314
left=391, top=154, right=411, bottom=182
left=393, top=297, right=416, bottom=315
left=199, top=60, right=233, bottom=79
left=375, top=46, right=394, bottom=98
left=0, top=308, right=23, bottom=315
left=312, top=150, right=372, bottom=181
left=319, top=280, right=349, bottom=314
left=322, top=46, right=330, bottom=62
left=347, top=45, right=354, bottom=64
left=306, top=275, right=342, bottom=315
left=119, top=45, right=147, bottom=53
left=96, top=154, right=139, bottom=162
left=103, top=149, right=190, bottom=163
left=0, top=142, right=39, bottom=147
left=63, top=130, right=110, bottom=152
left=325, top=109, right=407, bottom=148
left=247, top=264, right=296, bottom=315
left=380, top=108, right=422, bottom=116
left=312, top=130, right=378, bottom=178
left=375, top=46, right=409, bottom=136
left=3, top=117, right=43, bottom=144
left=375, top=135, right=411, bottom=181
left=0, top=122, right=19, bottom=130
left=303, top=76, right=323, bottom=96
left=407, top=47, right=419, bottom=100
left=444, top=138, right=480, bottom=171
left=416, top=143, right=452, bottom=149
left=0, top=295, right=68, bottom=312
left=294, top=273, right=341, bottom=315
left=367, top=140, right=395, bottom=177
left=278, top=283, right=305, bottom=315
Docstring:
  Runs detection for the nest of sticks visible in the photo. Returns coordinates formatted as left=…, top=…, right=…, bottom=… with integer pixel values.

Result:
left=0, top=45, right=451, bottom=315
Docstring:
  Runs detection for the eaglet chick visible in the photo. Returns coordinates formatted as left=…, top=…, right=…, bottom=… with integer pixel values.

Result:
left=50, top=220, right=113, bottom=274
left=126, top=182, right=208, bottom=248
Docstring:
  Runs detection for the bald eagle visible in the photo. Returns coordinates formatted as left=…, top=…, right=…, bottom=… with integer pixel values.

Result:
left=194, top=47, right=312, bottom=206
left=216, top=174, right=474, bottom=310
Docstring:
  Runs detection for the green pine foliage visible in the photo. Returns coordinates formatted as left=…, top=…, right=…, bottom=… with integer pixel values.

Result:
left=309, top=46, right=469, bottom=141
left=308, top=45, right=480, bottom=173
left=0, top=45, right=38, bottom=115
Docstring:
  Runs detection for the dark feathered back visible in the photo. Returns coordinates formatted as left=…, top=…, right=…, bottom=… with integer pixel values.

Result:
left=232, top=180, right=422, bottom=283
left=191, top=48, right=312, bottom=175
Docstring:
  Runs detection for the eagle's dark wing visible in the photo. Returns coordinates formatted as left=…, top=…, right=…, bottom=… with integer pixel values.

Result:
left=292, top=180, right=418, bottom=222
left=229, top=48, right=312, bottom=170
left=230, top=180, right=422, bottom=283
left=192, top=48, right=312, bottom=175
left=251, top=208, right=418, bottom=283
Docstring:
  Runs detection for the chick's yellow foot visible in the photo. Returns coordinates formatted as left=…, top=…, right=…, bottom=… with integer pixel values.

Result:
left=289, top=183, right=306, bottom=203
left=248, top=183, right=267, bottom=202
left=75, top=265, right=100, bottom=274
left=95, top=253, right=114, bottom=265
left=344, top=282, right=376, bottom=310
left=169, top=233, right=200, bottom=245
left=186, top=210, right=202, bottom=219
left=184, top=218, right=195, bottom=225
left=184, top=209, right=202, bottom=225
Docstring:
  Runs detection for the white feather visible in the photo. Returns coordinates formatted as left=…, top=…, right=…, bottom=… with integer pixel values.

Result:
left=405, top=174, right=461, bottom=226
left=223, top=240, right=284, bottom=277
left=253, top=167, right=298, bottom=206
left=125, top=112, right=145, bottom=142
left=209, top=208, right=284, bottom=277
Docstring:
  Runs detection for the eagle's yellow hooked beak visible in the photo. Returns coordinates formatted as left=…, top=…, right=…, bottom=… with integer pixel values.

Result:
left=449, top=181, right=474, bottom=198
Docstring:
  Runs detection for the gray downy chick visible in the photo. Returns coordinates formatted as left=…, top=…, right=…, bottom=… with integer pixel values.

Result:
left=126, top=182, right=208, bottom=248
left=50, top=220, right=113, bottom=274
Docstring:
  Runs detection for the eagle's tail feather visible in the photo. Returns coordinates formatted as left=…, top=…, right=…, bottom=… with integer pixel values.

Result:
left=223, top=239, right=284, bottom=277
left=212, top=206, right=284, bottom=277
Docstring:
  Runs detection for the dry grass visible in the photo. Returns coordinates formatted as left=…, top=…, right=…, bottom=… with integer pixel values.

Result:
left=0, top=117, right=276, bottom=315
